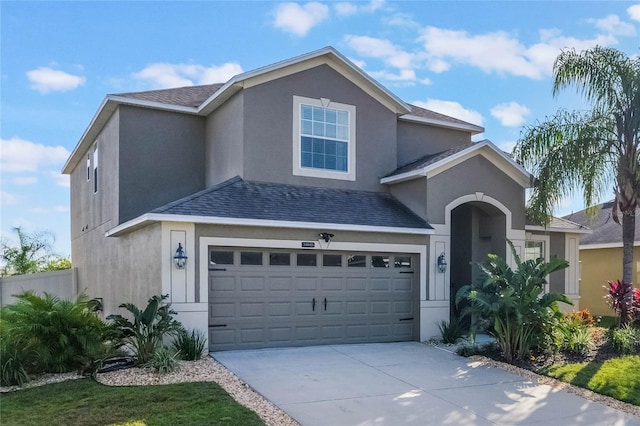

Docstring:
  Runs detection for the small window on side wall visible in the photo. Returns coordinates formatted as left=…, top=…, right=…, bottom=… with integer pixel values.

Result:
left=92, top=146, right=99, bottom=193
left=86, top=154, right=91, bottom=181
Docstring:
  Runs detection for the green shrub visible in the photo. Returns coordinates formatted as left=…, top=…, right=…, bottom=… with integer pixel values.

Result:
left=172, top=328, right=207, bottom=361
left=608, top=325, right=640, bottom=355
left=149, top=347, right=179, bottom=374
left=456, top=241, right=570, bottom=362
left=1, top=291, right=116, bottom=377
left=108, top=294, right=182, bottom=365
left=437, top=318, right=464, bottom=344
left=553, top=314, right=595, bottom=356
left=0, top=337, right=30, bottom=386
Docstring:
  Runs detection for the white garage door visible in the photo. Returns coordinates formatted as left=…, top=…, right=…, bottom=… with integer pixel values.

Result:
left=208, top=248, right=419, bottom=351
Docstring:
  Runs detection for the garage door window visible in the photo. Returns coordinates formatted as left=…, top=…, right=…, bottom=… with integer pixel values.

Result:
left=241, top=252, right=263, bottom=265
left=211, top=251, right=234, bottom=265
left=394, top=256, right=411, bottom=268
left=297, top=253, right=317, bottom=266
left=372, top=255, right=389, bottom=268
left=269, top=252, right=291, bottom=266
left=348, top=255, right=366, bottom=267
left=323, top=254, right=342, bottom=267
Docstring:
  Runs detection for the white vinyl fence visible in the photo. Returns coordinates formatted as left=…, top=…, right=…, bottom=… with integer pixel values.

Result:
left=0, top=268, right=78, bottom=307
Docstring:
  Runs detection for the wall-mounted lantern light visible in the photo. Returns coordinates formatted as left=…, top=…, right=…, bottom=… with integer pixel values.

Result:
left=437, top=252, right=447, bottom=273
left=173, top=243, right=188, bottom=269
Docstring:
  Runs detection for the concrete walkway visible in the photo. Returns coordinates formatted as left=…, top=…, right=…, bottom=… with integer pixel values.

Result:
left=213, top=342, right=639, bottom=426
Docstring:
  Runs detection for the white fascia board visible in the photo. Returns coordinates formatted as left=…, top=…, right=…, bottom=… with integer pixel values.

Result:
left=106, top=95, right=199, bottom=114
left=106, top=213, right=433, bottom=237
left=197, top=46, right=411, bottom=117
left=525, top=225, right=592, bottom=234
left=580, top=242, right=640, bottom=249
left=399, top=114, right=485, bottom=135
left=381, top=140, right=532, bottom=186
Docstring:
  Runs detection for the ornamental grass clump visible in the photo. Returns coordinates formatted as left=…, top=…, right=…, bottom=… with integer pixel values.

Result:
left=456, top=241, right=570, bottom=362
left=172, top=328, right=207, bottom=361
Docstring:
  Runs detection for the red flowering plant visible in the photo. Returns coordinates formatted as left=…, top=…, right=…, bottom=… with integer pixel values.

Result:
left=632, top=288, right=640, bottom=324
left=605, top=280, right=636, bottom=326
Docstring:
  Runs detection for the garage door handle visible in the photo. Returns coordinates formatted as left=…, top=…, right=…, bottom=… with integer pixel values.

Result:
left=324, top=298, right=327, bottom=311
left=211, top=324, right=227, bottom=328
left=399, top=317, right=414, bottom=321
left=312, top=298, right=316, bottom=311
left=209, top=268, right=227, bottom=271
left=399, top=271, right=414, bottom=274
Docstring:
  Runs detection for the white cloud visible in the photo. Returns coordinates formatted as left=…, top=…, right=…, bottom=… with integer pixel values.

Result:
left=0, top=137, right=70, bottom=173
left=335, top=0, right=384, bottom=16
left=132, top=62, right=243, bottom=89
left=45, top=171, right=70, bottom=188
left=29, top=205, right=70, bottom=214
left=490, top=102, right=531, bottom=127
left=384, top=12, right=418, bottom=28
left=590, top=14, right=636, bottom=36
left=412, top=99, right=484, bottom=126
left=26, top=67, right=86, bottom=94
left=346, top=35, right=417, bottom=69
left=348, top=57, right=367, bottom=69
left=334, top=2, right=358, bottom=16
left=629, top=5, right=640, bottom=22
left=272, top=2, right=329, bottom=36
left=419, top=26, right=615, bottom=80
left=11, top=176, right=38, bottom=185
left=497, top=141, right=517, bottom=154
left=0, top=191, right=20, bottom=207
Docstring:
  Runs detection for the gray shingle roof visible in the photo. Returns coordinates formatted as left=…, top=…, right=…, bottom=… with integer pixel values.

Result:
left=111, top=85, right=469, bottom=126
left=112, top=84, right=224, bottom=107
left=526, top=216, right=587, bottom=231
left=562, top=201, right=640, bottom=245
left=406, top=104, right=480, bottom=127
left=151, top=176, right=431, bottom=230
left=385, top=142, right=475, bottom=178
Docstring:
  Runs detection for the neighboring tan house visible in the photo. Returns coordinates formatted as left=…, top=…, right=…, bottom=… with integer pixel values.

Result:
left=62, top=47, right=585, bottom=351
left=563, top=201, right=640, bottom=316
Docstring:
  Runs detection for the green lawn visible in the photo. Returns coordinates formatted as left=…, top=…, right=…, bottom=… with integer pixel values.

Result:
left=542, top=355, right=640, bottom=406
left=0, top=379, right=264, bottom=426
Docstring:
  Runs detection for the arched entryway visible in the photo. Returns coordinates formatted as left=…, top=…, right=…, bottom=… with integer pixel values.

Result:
left=449, top=201, right=507, bottom=323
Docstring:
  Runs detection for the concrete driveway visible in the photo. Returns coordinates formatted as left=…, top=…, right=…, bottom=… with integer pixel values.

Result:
left=212, top=342, right=638, bottom=426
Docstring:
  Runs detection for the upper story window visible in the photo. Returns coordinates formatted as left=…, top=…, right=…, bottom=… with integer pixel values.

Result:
left=86, top=154, right=91, bottom=181
left=92, top=145, right=99, bottom=193
left=292, top=96, right=356, bottom=181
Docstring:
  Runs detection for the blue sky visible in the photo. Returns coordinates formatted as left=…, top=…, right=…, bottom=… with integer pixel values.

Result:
left=1, top=1, right=639, bottom=258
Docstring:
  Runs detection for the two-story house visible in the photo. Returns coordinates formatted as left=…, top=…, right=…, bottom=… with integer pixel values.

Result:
left=62, top=47, right=586, bottom=351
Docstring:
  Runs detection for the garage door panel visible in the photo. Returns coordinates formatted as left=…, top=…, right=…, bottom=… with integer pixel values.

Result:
left=240, top=302, right=264, bottom=318
left=209, top=302, right=235, bottom=321
left=268, top=276, right=293, bottom=291
left=346, top=277, right=367, bottom=291
left=210, top=276, right=236, bottom=292
left=370, top=278, right=391, bottom=291
left=296, top=276, right=319, bottom=291
left=321, top=277, right=343, bottom=291
left=240, top=277, right=265, bottom=291
left=209, top=249, right=418, bottom=351
left=268, top=302, right=293, bottom=316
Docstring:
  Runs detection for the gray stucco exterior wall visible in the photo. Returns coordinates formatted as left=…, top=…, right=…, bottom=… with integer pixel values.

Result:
left=396, top=121, right=472, bottom=167
left=425, top=155, right=526, bottom=228
left=70, top=109, right=120, bottom=242
left=205, top=92, right=244, bottom=186
left=72, top=222, right=162, bottom=317
left=119, top=105, right=206, bottom=223
left=389, top=178, right=427, bottom=220
left=240, top=65, right=397, bottom=191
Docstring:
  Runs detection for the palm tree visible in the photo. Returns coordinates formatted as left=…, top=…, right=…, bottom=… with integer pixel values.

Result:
left=514, top=47, right=639, bottom=323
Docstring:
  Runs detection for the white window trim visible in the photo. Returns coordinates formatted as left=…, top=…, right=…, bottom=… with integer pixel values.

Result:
left=93, top=145, right=99, bottom=194
left=292, top=95, right=356, bottom=181
left=525, top=233, right=550, bottom=292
